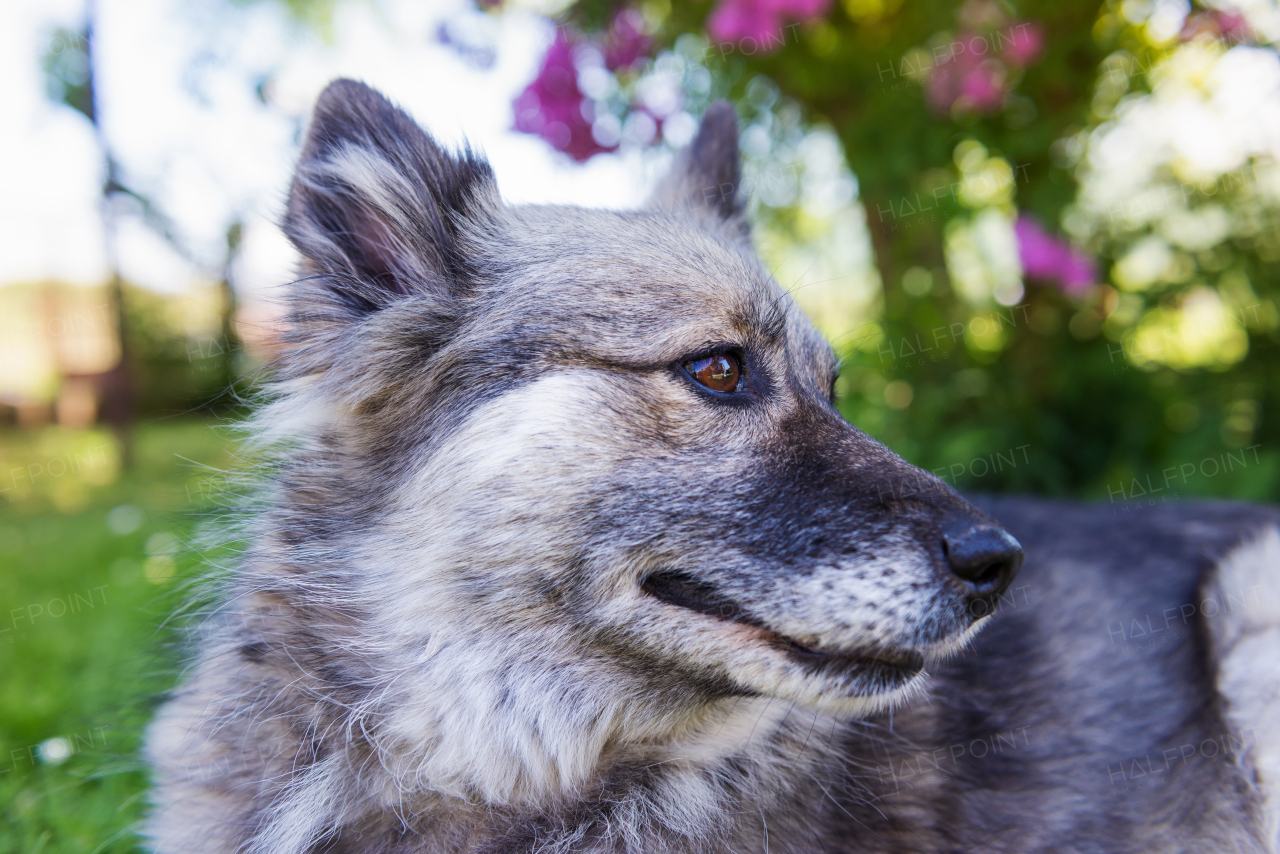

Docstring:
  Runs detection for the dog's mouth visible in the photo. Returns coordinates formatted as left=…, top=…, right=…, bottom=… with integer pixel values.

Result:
left=640, top=571, right=925, bottom=689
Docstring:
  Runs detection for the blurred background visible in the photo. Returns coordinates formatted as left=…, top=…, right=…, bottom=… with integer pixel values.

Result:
left=2, top=0, right=1279, bottom=849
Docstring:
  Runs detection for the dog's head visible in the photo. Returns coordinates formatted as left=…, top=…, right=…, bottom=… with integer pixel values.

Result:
left=268, top=79, right=1021, bottom=802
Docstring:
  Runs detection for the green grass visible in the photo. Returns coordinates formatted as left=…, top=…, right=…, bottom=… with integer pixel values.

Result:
left=0, top=419, right=237, bottom=854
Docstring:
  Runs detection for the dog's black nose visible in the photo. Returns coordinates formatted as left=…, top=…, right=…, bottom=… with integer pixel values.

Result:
left=942, top=522, right=1023, bottom=618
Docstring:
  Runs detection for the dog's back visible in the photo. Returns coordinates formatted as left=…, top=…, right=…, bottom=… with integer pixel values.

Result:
left=860, top=499, right=1280, bottom=852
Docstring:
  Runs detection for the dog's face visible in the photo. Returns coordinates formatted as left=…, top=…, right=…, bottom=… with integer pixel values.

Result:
left=273, top=80, right=1021, bottom=801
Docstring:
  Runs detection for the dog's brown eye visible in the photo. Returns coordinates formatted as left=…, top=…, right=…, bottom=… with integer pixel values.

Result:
left=685, top=353, right=742, bottom=393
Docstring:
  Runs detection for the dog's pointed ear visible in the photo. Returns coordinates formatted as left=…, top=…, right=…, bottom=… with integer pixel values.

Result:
left=647, top=101, right=748, bottom=236
left=284, top=79, right=496, bottom=315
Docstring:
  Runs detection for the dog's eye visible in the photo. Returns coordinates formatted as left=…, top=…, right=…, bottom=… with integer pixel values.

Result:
left=684, top=353, right=742, bottom=393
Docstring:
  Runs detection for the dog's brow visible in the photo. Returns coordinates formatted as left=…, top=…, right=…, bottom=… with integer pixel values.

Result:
left=752, top=300, right=788, bottom=345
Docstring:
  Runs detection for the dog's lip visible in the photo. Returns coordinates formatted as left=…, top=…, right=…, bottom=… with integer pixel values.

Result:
left=639, top=570, right=925, bottom=685
left=773, top=634, right=925, bottom=679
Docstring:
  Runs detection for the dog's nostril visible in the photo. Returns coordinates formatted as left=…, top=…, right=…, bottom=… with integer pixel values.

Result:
left=941, top=522, right=1023, bottom=604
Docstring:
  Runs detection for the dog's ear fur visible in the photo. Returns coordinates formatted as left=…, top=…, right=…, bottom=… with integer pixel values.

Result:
left=284, top=79, right=496, bottom=315
left=648, top=100, right=748, bottom=238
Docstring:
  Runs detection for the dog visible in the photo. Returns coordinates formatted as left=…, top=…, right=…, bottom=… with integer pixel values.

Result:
left=144, top=79, right=1280, bottom=853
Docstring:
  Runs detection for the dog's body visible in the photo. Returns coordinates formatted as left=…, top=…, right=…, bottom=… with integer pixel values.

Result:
left=145, top=81, right=1280, bottom=853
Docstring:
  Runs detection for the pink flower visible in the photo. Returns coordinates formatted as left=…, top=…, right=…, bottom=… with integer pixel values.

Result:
left=1015, top=215, right=1096, bottom=295
left=706, top=0, right=831, bottom=50
left=957, top=62, right=1006, bottom=110
left=1001, top=21, right=1043, bottom=66
left=604, top=9, right=651, bottom=71
left=1181, top=9, right=1251, bottom=43
left=1215, top=9, right=1251, bottom=42
left=513, top=31, right=616, bottom=162
left=924, top=21, right=1042, bottom=115
left=926, top=37, right=1008, bottom=115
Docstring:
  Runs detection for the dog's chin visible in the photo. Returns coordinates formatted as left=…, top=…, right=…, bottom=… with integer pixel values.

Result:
left=795, top=667, right=930, bottom=717
left=742, top=631, right=932, bottom=714
left=769, top=646, right=930, bottom=716
left=763, top=614, right=1001, bottom=715
left=640, top=570, right=938, bottom=714
left=783, top=639, right=926, bottom=688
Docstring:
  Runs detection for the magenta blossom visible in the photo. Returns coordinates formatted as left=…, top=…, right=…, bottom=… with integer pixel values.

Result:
left=925, top=21, right=1043, bottom=115
left=1001, top=21, right=1044, bottom=66
left=1015, top=215, right=1096, bottom=295
left=513, top=31, right=615, bottom=162
left=707, top=0, right=831, bottom=49
left=604, top=9, right=651, bottom=70
left=1215, top=9, right=1251, bottom=42
left=957, top=61, right=1006, bottom=110
left=1181, top=9, right=1251, bottom=43
left=926, top=38, right=1008, bottom=115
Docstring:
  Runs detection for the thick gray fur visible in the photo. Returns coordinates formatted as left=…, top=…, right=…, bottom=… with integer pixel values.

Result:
left=144, top=79, right=1280, bottom=853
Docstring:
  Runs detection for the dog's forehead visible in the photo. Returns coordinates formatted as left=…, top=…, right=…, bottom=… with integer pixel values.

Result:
left=490, top=206, right=833, bottom=373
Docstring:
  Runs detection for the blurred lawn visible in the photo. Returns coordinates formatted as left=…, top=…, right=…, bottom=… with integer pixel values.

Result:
left=0, top=420, right=236, bottom=854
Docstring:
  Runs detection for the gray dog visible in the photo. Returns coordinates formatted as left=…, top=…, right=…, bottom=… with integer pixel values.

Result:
left=144, top=79, right=1280, bottom=853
